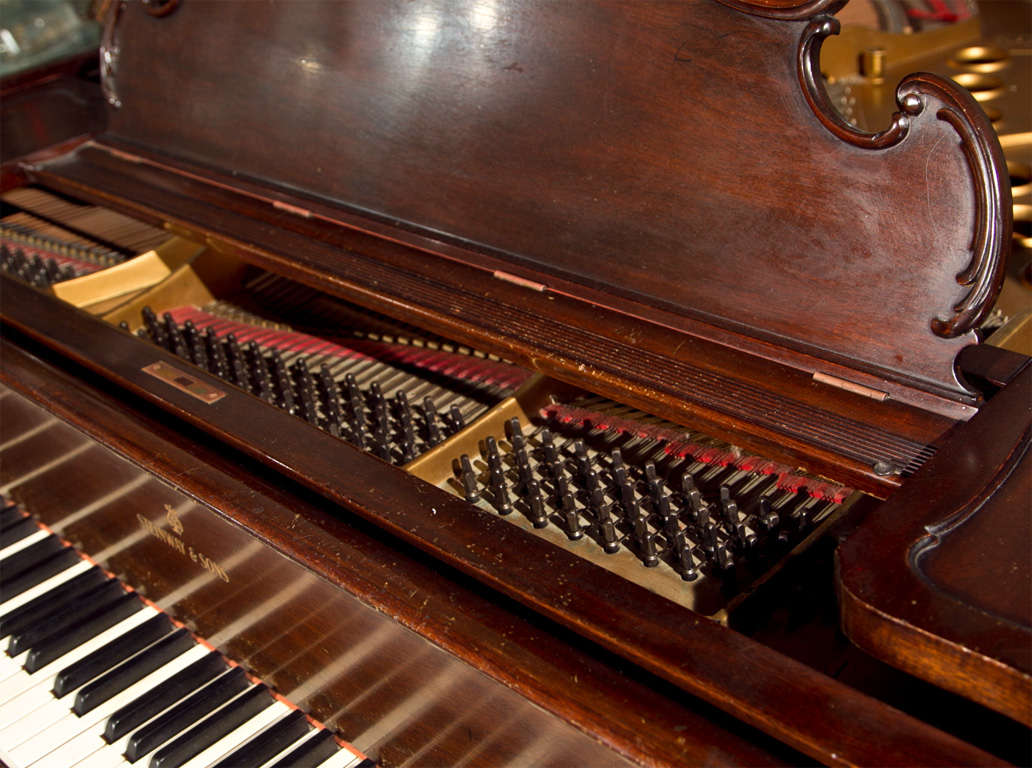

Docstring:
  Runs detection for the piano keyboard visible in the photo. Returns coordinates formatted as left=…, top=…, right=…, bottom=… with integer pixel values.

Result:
left=0, top=503, right=372, bottom=768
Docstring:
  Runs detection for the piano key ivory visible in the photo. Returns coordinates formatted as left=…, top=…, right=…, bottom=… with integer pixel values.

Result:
left=0, top=502, right=370, bottom=768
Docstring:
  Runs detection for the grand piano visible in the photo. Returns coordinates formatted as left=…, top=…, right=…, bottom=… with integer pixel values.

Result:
left=0, top=0, right=1029, bottom=765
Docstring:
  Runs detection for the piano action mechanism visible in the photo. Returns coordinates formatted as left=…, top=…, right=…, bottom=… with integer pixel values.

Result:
left=0, top=0, right=1028, bottom=765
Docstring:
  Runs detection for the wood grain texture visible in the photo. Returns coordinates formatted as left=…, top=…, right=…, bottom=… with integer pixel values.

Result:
left=84, top=0, right=1009, bottom=401
left=0, top=277, right=1009, bottom=767
left=1, top=340, right=803, bottom=768
left=839, top=354, right=1032, bottom=726
left=22, top=144, right=966, bottom=494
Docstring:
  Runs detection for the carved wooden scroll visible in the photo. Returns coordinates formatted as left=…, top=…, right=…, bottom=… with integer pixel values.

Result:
left=73, top=0, right=1015, bottom=405
left=796, top=15, right=1010, bottom=343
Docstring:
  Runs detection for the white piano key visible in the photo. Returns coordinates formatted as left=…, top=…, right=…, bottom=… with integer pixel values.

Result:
left=314, top=746, right=365, bottom=768
left=0, top=647, right=31, bottom=684
left=255, top=728, right=325, bottom=768
left=0, top=528, right=50, bottom=560
left=5, top=644, right=209, bottom=766
left=0, top=560, right=91, bottom=616
left=0, top=608, right=159, bottom=708
left=177, top=700, right=290, bottom=768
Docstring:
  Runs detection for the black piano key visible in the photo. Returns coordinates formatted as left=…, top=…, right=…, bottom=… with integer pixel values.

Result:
left=7, top=578, right=124, bottom=656
left=0, top=504, right=27, bottom=530
left=0, top=534, right=64, bottom=579
left=125, top=667, right=249, bottom=762
left=267, top=729, right=339, bottom=768
left=53, top=613, right=175, bottom=698
left=149, top=683, right=274, bottom=768
left=0, top=547, right=81, bottom=601
left=104, top=650, right=228, bottom=743
left=0, top=569, right=110, bottom=640
left=73, top=627, right=195, bottom=714
left=26, top=592, right=143, bottom=672
left=209, top=709, right=310, bottom=768
left=0, top=516, right=36, bottom=548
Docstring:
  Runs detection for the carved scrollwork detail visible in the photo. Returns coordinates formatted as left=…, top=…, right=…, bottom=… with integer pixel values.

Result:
left=100, top=0, right=125, bottom=109
left=715, top=0, right=846, bottom=21
left=798, top=16, right=1010, bottom=339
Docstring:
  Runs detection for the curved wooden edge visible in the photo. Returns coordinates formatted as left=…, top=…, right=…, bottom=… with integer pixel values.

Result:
left=715, top=0, right=846, bottom=20
left=0, top=273, right=1008, bottom=768
left=796, top=14, right=1011, bottom=379
left=839, top=560, right=1032, bottom=726
left=838, top=359, right=1032, bottom=726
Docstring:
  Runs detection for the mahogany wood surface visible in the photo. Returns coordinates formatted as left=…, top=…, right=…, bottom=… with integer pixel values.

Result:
left=22, top=144, right=963, bottom=495
left=0, top=74, right=104, bottom=164
left=839, top=354, right=1032, bottom=726
left=0, top=338, right=806, bottom=768
left=0, top=277, right=1008, bottom=767
left=87, top=0, right=1009, bottom=402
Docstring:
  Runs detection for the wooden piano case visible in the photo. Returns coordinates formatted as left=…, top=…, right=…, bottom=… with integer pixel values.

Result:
left=1, top=0, right=1028, bottom=765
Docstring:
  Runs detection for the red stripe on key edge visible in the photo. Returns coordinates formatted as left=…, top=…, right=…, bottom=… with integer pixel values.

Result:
left=540, top=403, right=852, bottom=502
left=24, top=508, right=368, bottom=762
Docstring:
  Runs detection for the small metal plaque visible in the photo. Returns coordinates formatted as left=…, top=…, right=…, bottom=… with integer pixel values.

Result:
left=143, top=362, right=226, bottom=404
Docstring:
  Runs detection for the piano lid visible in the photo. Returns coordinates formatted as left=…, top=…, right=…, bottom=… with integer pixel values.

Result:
left=36, top=0, right=1012, bottom=405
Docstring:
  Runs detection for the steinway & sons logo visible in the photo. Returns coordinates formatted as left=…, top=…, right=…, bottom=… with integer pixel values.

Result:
left=137, top=505, right=229, bottom=583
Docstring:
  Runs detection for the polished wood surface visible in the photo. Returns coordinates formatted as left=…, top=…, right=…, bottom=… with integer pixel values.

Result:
left=1, top=339, right=807, bottom=768
left=52, top=0, right=1005, bottom=407
left=0, top=0, right=1027, bottom=764
left=23, top=143, right=962, bottom=494
left=839, top=353, right=1032, bottom=726
left=0, top=269, right=1010, bottom=768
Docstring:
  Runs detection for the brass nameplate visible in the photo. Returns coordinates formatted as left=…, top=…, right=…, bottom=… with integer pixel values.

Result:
left=143, top=362, right=225, bottom=404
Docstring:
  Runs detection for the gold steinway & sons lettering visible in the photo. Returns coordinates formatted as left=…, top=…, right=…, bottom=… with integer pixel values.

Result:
left=137, top=512, right=230, bottom=583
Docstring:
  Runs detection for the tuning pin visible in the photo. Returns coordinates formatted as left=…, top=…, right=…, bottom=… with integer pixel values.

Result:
left=645, top=462, right=664, bottom=506
left=680, top=475, right=706, bottom=526
left=561, top=503, right=583, bottom=540
left=295, top=366, right=319, bottom=425
left=638, top=531, right=660, bottom=568
left=141, top=306, right=165, bottom=347
left=757, top=498, right=780, bottom=531
left=162, top=313, right=188, bottom=359
left=420, top=396, right=444, bottom=446
left=599, top=519, right=621, bottom=554
left=700, top=522, right=719, bottom=555
left=491, top=471, right=512, bottom=516
left=505, top=417, right=524, bottom=449
left=482, top=435, right=503, bottom=476
left=270, top=353, right=297, bottom=414
left=224, top=334, right=248, bottom=388
left=573, top=441, right=591, bottom=481
left=719, top=485, right=739, bottom=529
left=674, top=533, right=699, bottom=581
left=447, top=404, right=465, bottom=434
left=523, top=478, right=547, bottom=528
left=318, top=365, right=344, bottom=433
left=459, top=455, right=480, bottom=503
left=715, top=543, right=734, bottom=571
left=44, top=257, right=61, bottom=282
left=204, top=328, right=228, bottom=378
left=662, top=505, right=681, bottom=542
